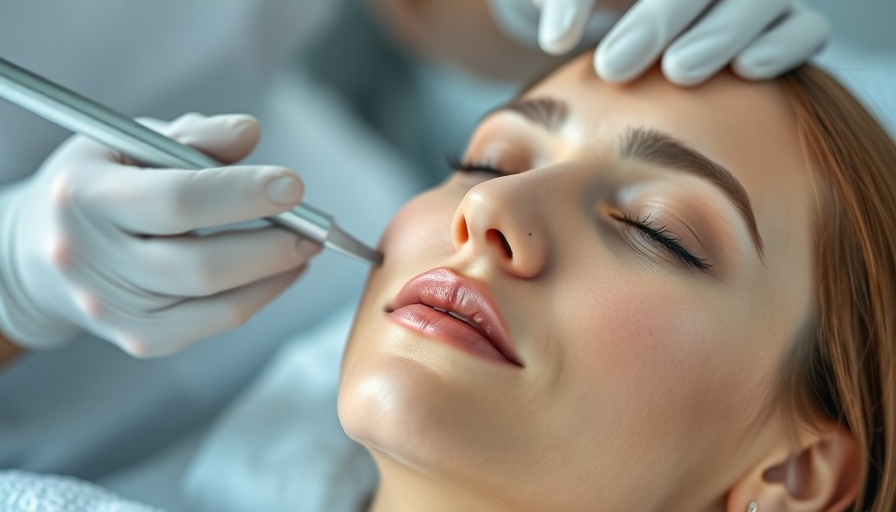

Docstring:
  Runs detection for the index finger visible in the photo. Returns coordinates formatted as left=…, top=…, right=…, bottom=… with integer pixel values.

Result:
left=89, top=163, right=304, bottom=235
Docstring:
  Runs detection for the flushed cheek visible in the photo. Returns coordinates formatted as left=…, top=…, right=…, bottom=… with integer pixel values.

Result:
left=552, top=273, right=744, bottom=451
left=597, top=295, right=719, bottom=390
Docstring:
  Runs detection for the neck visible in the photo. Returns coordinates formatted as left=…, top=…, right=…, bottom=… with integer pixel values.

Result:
left=367, top=453, right=510, bottom=512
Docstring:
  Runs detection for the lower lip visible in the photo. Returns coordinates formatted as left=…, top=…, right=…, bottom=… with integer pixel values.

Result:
left=387, top=304, right=515, bottom=366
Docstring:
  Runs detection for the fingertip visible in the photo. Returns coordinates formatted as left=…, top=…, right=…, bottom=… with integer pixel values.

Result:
left=660, top=53, right=711, bottom=87
left=117, top=332, right=156, bottom=359
left=731, top=55, right=779, bottom=81
left=538, top=33, right=578, bottom=55
left=218, top=114, right=261, bottom=163
left=538, top=19, right=580, bottom=55
left=732, top=6, right=832, bottom=81
left=174, top=113, right=261, bottom=164
left=221, top=113, right=260, bottom=141
left=731, top=35, right=806, bottom=80
left=593, top=45, right=637, bottom=83
left=537, top=0, right=590, bottom=56
left=593, top=26, right=658, bottom=84
left=225, top=113, right=259, bottom=128
left=262, top=168, right=304, bottom=207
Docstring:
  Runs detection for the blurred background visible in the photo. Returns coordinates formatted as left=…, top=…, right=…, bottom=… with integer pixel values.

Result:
left=0, top=1, right=892, bottom=510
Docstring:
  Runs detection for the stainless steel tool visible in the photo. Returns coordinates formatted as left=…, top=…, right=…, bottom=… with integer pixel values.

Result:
left=0, top=56, right=383, bottom=265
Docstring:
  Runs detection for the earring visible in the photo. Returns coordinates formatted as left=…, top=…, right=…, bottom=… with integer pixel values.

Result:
left=747, top=502, right=758, bottom=512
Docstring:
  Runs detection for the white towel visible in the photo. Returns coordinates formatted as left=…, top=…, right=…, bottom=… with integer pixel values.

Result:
left=0, top=470, right=163, bottom=512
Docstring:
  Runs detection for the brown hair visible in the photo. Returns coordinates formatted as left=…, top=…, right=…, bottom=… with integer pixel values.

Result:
left=778, top=65, right=896, bottom=511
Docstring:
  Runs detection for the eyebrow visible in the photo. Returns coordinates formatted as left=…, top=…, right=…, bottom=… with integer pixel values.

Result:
left=488, top=97, right=569, bottom=132
left=620, top=127, right=764, bottom=256
left=489, top=97, right=764, bottom=257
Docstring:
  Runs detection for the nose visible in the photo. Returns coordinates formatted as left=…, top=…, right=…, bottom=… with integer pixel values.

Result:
left=451, top=177, right=549, bottom=278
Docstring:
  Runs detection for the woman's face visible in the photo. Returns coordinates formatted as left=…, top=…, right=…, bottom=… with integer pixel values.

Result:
left=339, top=54, right=817, bottom=511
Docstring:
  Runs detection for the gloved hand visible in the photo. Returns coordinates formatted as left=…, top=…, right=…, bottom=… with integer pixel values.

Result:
left=488, top=0, right=831, bottom=85
left=0, top=113, right=319, bottom=357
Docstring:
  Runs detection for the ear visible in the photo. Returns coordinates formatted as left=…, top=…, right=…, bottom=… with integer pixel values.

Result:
left=726, top=423, right=861, bottom=512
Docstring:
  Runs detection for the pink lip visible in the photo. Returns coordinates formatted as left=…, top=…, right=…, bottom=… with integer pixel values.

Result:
left=386, top=268, right=522, bottom=368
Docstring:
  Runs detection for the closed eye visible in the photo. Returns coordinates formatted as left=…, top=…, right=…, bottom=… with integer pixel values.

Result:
left=445, top=154, right=507, bottom=177
left=617, top=213, right=712, bottom=273
left=449, top=152, right=712, bottom=273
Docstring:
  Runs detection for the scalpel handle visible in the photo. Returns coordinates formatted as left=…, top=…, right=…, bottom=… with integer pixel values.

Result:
left=0, top=55, right=334, bottom=245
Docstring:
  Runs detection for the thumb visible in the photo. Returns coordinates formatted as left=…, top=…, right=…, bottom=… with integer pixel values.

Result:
left=137, top=112, right=261, bottom=164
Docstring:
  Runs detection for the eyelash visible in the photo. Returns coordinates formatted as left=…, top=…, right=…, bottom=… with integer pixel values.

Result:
left=445, top=154, right=506, bottom=176
left=447, top=155, right=711, bottom=273
left=618, top=213, right=712, bottom=273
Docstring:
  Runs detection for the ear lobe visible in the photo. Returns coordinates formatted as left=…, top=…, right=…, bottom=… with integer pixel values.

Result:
left=727, top=425, right=861, bottom=512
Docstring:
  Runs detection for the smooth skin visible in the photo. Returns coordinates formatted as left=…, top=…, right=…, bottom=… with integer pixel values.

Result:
left=339, top=54, right=859, bottom=511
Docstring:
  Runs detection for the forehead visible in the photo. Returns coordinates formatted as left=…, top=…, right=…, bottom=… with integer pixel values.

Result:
left=521, top=54, right=816, bottom=275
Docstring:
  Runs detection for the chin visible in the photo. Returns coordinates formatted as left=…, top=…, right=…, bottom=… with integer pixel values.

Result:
left=338, top=310, right=526, bottom=484
left=338, top=321, right=475, bottom=473
left=337, top=349, right=451, bottom=475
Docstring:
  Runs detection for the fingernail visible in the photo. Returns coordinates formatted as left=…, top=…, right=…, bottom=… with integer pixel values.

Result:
left=265, top=174, right=302, bottom=206
left=538, top=1, right=581, bottom=54
left=295, top=239, right=322, bottom=261
left=596, top=26, right=657, bottom=81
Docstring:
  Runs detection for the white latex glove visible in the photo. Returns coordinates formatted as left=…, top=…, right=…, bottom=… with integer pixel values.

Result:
left=488, top=0, right=831, bottom=85
left=0, top=113, right=319, bottom=357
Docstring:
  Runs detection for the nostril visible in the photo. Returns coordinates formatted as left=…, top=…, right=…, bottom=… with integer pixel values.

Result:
left=455, top=214, right=470, bottom=244
left=487, top=229, right=513, bottom=259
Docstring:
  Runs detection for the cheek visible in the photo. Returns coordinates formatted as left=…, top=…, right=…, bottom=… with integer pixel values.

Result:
left=593, top=287, right=713, bottom=384
left=378, top=187, right=457, bottom=262
left=552, top=269, right=751, bottom=445
left=343, top=185, right=463, bottom=378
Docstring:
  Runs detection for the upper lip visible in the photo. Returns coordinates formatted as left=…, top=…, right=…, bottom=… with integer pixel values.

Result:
left=386, top=268, right=522, bottom=367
